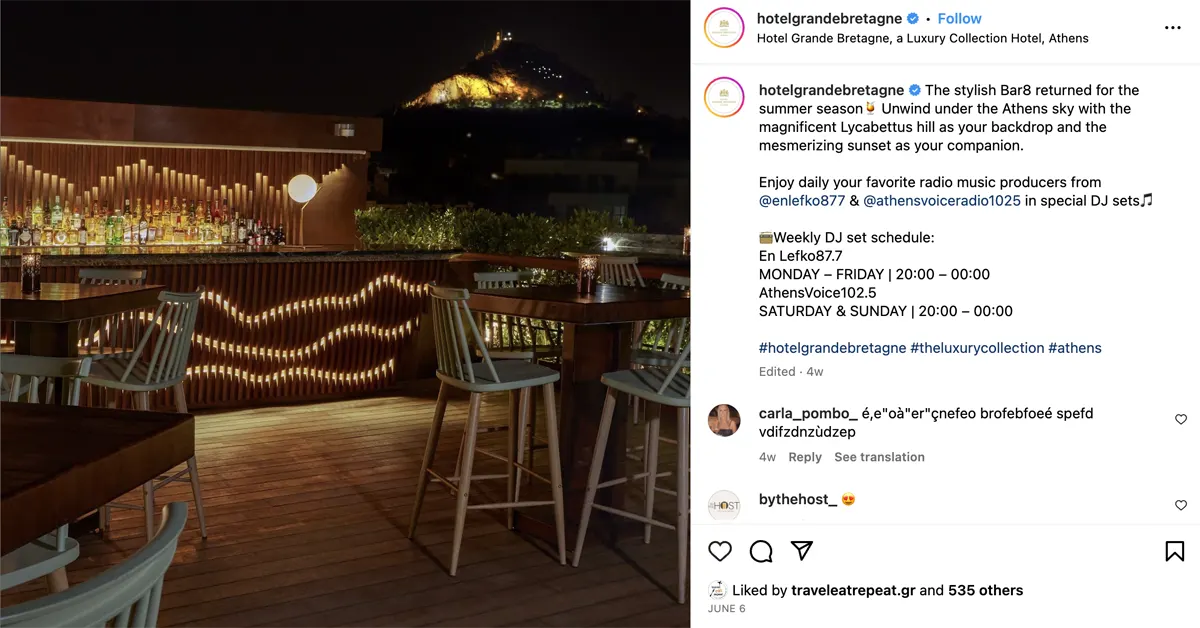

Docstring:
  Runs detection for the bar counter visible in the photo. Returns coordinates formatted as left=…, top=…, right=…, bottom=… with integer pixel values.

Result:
left=1, top=246, right=453, bottom=409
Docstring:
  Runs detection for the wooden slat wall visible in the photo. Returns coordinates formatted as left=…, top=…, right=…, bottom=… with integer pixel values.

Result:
left=0, top=259, right=447, bottom=410
left=0, top=142, right=365, bottom=237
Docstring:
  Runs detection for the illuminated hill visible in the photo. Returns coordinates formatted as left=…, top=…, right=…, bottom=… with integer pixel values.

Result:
left=406, top=31, right=604, bottom=109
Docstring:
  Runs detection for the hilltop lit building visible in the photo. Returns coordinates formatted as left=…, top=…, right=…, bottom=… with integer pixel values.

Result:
left=406, top=32, right=603, bottom=108
left=374, top=31, right=689, bottom=232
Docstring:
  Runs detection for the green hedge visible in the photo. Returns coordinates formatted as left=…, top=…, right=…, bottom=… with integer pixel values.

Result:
left=354, top=204, right=645, bottom=256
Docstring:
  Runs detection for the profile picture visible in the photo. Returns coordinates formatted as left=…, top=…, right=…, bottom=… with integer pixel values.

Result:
left=704, top=7, right=745, bottom=48
left=703, top=77, right=744, bottom=117
left=708, top=404, right=741, bottom=436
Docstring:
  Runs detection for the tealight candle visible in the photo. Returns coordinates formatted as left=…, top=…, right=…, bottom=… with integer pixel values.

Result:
left=577, top=255, right=598, bottom=295
left=20, top=253, right=41, bottom=294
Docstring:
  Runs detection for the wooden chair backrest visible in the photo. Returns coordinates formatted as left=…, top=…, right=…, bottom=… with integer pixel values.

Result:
left=0, top=354, right=93, bottom=405
left=0, top=502, right=188, bottom=628
left=118, top=289, right=203, bottom=387
left=79, top=268, right=148, bottom=286
left=429, top=284, right=499, bottom=384
left=597, top=256, right=644, bottom=287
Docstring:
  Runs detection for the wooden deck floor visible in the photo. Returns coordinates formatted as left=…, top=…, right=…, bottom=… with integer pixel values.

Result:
left=2, top=384, right=689, bottom=627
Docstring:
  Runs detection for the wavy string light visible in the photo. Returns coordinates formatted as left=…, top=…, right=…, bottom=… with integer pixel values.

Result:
left=193, top=317, right=419, bottom=362
left=186, top=358, right=396, bottom=385
left=200, top=275, right=430, bottom=326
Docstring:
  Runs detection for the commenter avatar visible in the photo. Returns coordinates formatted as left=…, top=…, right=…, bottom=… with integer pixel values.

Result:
left=708, top=404, right=741, bottom=436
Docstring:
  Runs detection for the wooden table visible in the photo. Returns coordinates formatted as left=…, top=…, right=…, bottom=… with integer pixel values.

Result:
left=468, top=284, right=690, bottom=545
left=1, top=282, right=164, bottom=357
left=0, top=401, right=194, bottom=555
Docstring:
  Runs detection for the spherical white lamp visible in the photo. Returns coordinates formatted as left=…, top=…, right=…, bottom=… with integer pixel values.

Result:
left=287, top=174, right=322, bottom=247
left=287, top=174, right=318, bottom=203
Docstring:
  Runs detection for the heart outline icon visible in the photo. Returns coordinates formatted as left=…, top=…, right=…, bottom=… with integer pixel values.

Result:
left=1176, top=414, right=1187, bottom=425
left=708, top=541, right=732, bottom=562
left=1177, top=500, right=1187, bottom=511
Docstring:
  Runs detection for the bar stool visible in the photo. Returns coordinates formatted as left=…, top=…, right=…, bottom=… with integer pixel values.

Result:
left=83, top=289, right=208, bottom=542
left=596, top=257, right=646, bottom=427
left=466, top=271, right=562, bottom=499
left=572, top=346, right=691, bottom=603
left=628, top=273, right=690, bottom=507
left=78, top=268, right=148, bottom=361
left=408, top=285, right=567, bottom=576
left=0, top=355, right=92, bottom=594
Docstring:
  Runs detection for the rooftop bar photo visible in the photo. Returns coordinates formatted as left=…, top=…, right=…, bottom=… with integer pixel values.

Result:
left=0, top=2, right=691, bottom=626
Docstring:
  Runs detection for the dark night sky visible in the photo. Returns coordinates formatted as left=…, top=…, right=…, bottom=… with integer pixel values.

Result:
left=0, top=0, right=689, bottom=117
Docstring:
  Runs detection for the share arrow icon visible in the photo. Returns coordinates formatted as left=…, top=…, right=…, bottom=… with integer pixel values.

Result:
left=790, top=541, right=814, bottom=561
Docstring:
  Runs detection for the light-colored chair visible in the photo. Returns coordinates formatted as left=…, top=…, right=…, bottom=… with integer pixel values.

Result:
left=596, top=257, right=648, bottom=421
left=84, top=289, right=208, bottom=542
left=0, top=502, right=188, bottom=628
left=572, top=345, right=690, bottom=604
left=628, top=273, right=691, bottom=498
left=468, top=271, right=562, bottom=494
left=78, top=268, right=148, bottom=361
left=1, top=532, right=79, bottom=595
left=408, top=285, right=567, bottom=576
left=597, top=256, right=645, bottom=288
left=632, top=273, right=690, bottom=369
left=472, top=271, right=561, bottom=361
left=0, top=354, right=93, bottom=595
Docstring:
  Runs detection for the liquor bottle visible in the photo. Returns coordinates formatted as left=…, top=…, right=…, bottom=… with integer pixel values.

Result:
left=53, top=218, right=68, bottom=245
left=30, top=219, right=42, bottom=246
left=70, top=200, right=82, bottom=231
left=276, top=224, right=286, bottom=245
left=120, top=200, right=132, bottom=244
left=17, top=218, right=32, bottom=246
left=87, top=201, right=100, bottom=245
left=221, top=210, right=233, bottom=243
left=148, top=200, right=159, bottom=243
left=138, top=203, right=149, bottom=244
left=103, top=205, right=114, bottom=245
left=196, top=201, right=208, bottom=243
left=105, top=203, right=117, bottom=246
left=197, top=201, right=207, bottom=242
left=7, top=217, right=19, bottom=247
left=146, top=212, right=158, bottom=243
left=173, top=214, right=186, bottom=243
left=168, top=197, right=179, bottom=237
left=97, top=217, right=106, bottom=245
left=236, top=215, right=248, bottom=244
left=181, top=200, right=192, bottom=241
left=208, top=202, right=219, bottom=243
left=50, top=195, right=63, bottom=227
left=0, top=196, right=9, bottom=230
left=77, top=213, right=88, bottom=247
left=63, top=200, right=76, bottom=244
left=31, top=197, right=44, bottom=229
